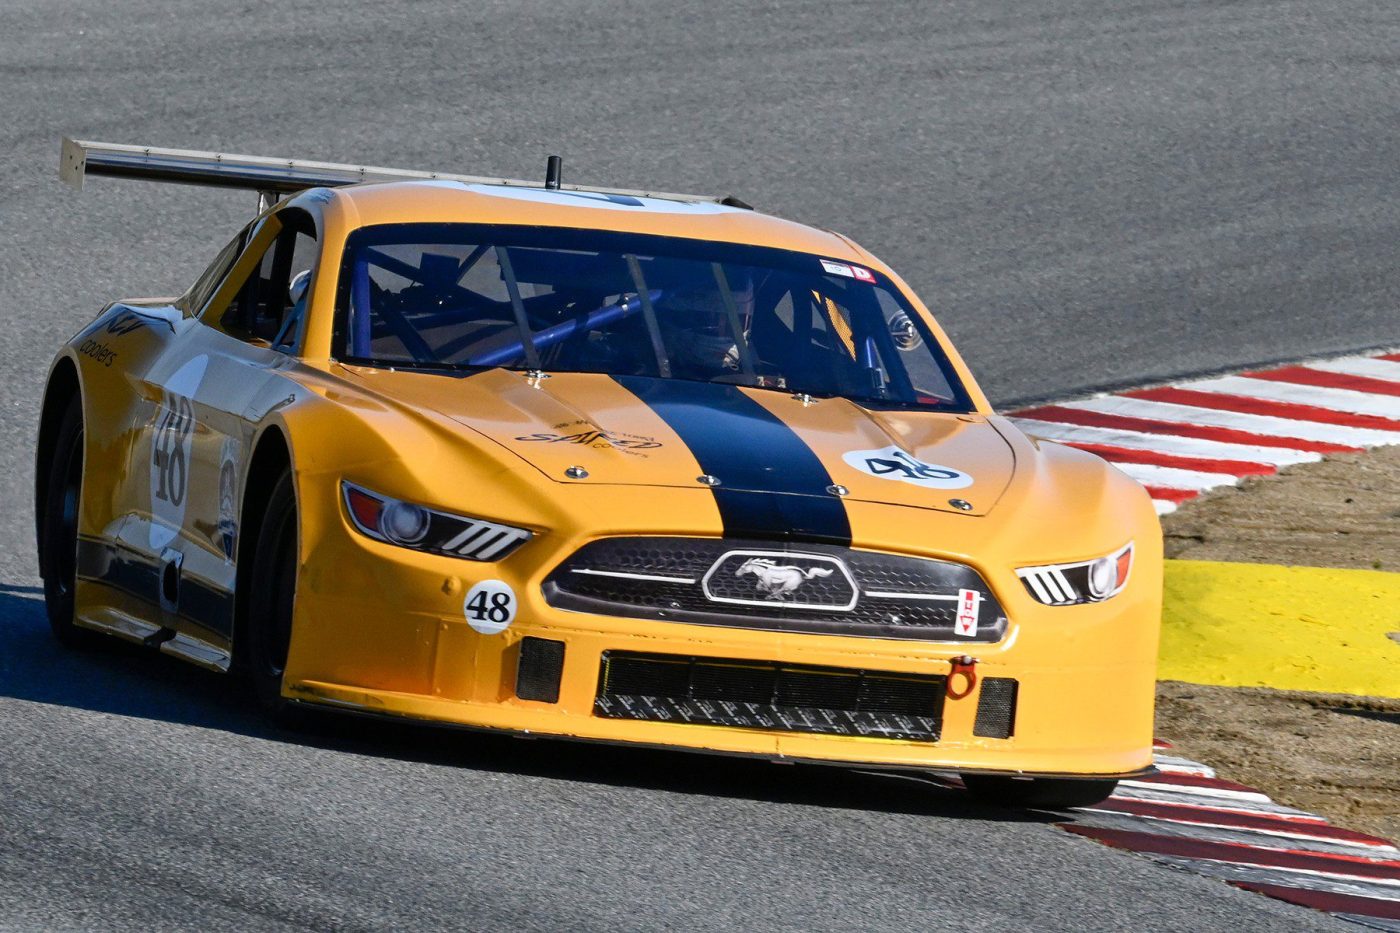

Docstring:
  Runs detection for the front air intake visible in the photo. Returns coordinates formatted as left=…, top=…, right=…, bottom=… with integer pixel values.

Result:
left=973, top=677, right=1018, bottom=739
left=595, top=651, right=946, bottom=741
left=516, top=637, right=566, bottom=703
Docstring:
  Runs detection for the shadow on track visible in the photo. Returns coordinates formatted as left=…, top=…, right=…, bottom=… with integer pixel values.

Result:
left=0, top=581, right=1052, bottom=825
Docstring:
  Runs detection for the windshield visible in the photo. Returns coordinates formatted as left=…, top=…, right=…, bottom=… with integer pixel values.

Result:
left=333, top=223, right=972, bottom=411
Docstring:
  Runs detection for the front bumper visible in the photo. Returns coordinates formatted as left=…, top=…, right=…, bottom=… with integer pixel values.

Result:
left=284, top=481, right=1161, bottom=778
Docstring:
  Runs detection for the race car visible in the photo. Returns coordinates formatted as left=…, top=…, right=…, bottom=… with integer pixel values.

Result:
left=37, top=139, right=1162, bottom=808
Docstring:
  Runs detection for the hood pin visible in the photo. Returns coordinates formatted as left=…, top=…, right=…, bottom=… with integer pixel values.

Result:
left=564, top=465, right=588, bottom=479
left=697, top=474, right=722, bottom=487
left=948, top=498, right=973, bottom=511
left=827, top=484, right=849, bottom=497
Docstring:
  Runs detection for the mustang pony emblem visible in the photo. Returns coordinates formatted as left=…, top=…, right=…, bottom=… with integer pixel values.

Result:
left=735, top=558, right=834, bottom=600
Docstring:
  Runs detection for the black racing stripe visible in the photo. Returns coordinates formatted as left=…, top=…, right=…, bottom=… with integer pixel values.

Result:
left=613, top=376, right=852, bottom=545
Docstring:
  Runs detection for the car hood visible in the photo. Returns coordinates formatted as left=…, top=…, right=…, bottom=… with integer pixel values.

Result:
left=344, top=368, right=1016, bottom=516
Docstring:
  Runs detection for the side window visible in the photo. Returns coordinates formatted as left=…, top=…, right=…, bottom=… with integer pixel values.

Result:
left=274, top=225, right=318, bottom=352
left=201, top=209, right=317, bottom=349
left=182, top=228, right=246, bottom=316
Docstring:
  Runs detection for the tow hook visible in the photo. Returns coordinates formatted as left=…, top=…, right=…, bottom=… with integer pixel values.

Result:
left=947, top=655, right=978, bottom=699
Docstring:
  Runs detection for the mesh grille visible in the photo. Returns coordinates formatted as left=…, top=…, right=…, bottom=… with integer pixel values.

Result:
left=973, top=677, right=1018, bottom=739
left=595, top=651, right=946, bottom=741
left=545, top=537, right=1007, bottom=642
left=516, top=637, right=566, bottom=703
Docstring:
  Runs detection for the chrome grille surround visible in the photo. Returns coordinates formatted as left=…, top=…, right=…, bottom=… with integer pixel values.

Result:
left=543, top=537, right=1008, bottom=642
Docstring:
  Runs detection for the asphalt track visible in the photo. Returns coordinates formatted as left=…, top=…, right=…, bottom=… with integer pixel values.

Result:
left=1, top=0, right=1396, bottom=929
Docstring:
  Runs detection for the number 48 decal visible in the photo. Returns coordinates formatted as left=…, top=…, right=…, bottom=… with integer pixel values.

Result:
left=153, top=393, right=195, bottom=505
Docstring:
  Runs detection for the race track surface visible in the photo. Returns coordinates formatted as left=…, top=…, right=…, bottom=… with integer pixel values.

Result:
left=2, top=1, right=1396, bottom=928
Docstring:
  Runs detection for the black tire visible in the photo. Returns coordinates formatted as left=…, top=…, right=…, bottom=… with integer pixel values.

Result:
left=245, top=470, right=301, bottom=720
left=961, top=774, right=1119, bottom=810
left=40, top=396, right=104, bottom=649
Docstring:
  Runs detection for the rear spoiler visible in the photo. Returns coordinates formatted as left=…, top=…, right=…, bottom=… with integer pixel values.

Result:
left=59, top=137, right=748, bottom=212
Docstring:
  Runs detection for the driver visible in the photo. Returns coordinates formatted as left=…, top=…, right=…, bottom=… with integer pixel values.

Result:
left=657, top=275, right=755, bottom=378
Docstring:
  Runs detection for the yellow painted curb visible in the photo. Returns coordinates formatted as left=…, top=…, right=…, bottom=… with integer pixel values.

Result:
left=1160, top=559, right=1400, bottom=698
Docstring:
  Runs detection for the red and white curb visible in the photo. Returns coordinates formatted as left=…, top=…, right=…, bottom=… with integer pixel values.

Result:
left=923, top=746, right=1400, bottom=928
left=1069, top=744, right=1400, bottom=930
left=1007, top=350, right=1400, bottom=516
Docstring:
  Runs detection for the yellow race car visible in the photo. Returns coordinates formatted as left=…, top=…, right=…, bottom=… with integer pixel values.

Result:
left=38, top=139, right=1161, bottom=808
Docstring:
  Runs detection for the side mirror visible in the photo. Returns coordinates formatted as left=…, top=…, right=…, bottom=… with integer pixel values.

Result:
left=288, top=269, right=312, bottom=306
left=888, top=310, right=923, bottom=351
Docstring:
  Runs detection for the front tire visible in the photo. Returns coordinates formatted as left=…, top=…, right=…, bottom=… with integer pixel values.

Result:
left=961, top=774, right=1118, bottom=810
left=40, top=396, right=103, bottom=649
left=246, top=470, right=300, bottom=720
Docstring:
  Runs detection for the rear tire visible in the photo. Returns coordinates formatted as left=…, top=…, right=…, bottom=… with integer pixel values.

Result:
left=245, top=470, right=301, bottom=722
left=40, top=396, right=104, bottom=649
left=961, top=774, right=1118, bottom=810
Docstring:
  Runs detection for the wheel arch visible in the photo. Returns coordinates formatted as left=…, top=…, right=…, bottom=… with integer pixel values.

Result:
left=35, top=356, right=82, bottom=574
left=231, top=424, right=293, bottom=670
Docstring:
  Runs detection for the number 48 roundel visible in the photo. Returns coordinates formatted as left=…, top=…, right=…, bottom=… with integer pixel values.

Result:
left=464, top=580, right=518, bottom=635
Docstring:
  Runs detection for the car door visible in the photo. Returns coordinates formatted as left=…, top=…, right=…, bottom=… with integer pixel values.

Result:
left=133, top=207, right=322, bottom=668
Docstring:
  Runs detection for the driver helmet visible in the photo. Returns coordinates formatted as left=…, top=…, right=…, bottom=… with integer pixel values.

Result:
left=660, top=274, right=754, bottom=372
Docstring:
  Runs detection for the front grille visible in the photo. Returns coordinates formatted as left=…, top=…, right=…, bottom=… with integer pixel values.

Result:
left=544, top=537, right=1008, bottom=642
left=595, top=651, right=946, bottom=741
left=973, top=677, right=1018, bottom=739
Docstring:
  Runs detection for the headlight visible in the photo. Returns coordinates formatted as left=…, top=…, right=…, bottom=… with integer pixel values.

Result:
left=342, top=481, right=532, bottom=561
left=1016, top=543, right=1133, bottom=606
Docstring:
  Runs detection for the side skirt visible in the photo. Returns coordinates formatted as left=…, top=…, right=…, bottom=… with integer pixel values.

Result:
left=76, top=535, right=234, bottom=671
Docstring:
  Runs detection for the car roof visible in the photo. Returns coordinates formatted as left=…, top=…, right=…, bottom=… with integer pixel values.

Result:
left=326, top=180, right=868, bottom=261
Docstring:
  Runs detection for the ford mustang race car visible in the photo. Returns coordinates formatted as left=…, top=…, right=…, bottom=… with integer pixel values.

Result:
left=37, top=139, right=1161, bottom=808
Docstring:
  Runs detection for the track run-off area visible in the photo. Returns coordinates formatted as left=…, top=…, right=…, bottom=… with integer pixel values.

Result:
left=3, top=1, right=1399, bottom=930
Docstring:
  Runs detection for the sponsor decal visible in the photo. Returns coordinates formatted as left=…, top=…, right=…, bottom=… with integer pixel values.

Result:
left=459, top=183, right=735, bottom=215
left=843, top=446, right=973, bottom=490
left=955, top=588, right=981, bottom=637
left=149, top=355, right=209, bottom=551
left=76, top=306, right=174, bottom=344
left=216, top=437, right=240, bottom=563
left=78, top=339, right=117, bottom=367
left=464, top=579, right=518, bottom=634
left=820, top=259, right=876, bottom=282
left=515, top=423, right=662, bottom=454
left=106, top=311, right=146, bottom=336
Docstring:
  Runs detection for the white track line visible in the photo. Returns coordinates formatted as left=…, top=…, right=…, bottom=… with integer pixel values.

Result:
left=1153, top=500, right=1179, bottom=516
left=1183, top=375, right=1400, bottom=419
left=1306, top=356, right=1400, bottom=382
left=1064, top=396, right=1400, bottom=448
left=1008, top=418, right=1319, bottom=466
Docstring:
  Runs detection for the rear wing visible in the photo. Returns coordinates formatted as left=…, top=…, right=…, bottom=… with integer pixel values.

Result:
left=59, top=137, right=743, bottom=211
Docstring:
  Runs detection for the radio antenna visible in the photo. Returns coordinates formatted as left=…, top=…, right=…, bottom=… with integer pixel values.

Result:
left=544, top=155, right=562, bottom=190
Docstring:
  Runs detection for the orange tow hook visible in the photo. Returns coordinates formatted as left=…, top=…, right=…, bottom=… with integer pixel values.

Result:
left=947, top=655, right=978, bottom=699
